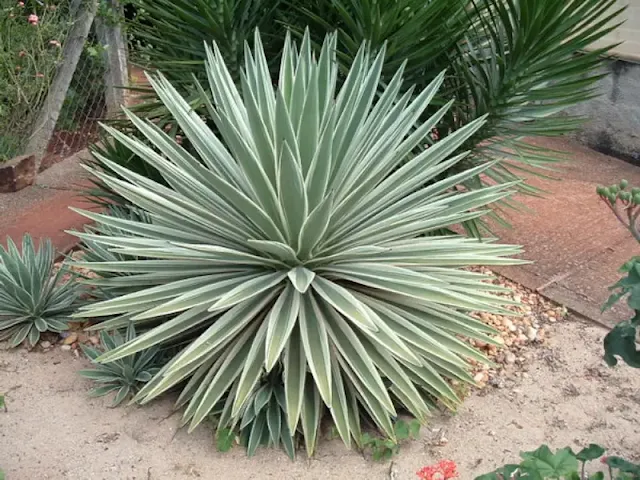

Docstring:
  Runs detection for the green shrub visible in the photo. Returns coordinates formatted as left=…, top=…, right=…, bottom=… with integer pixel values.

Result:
left=80, top=325, right=165, bottom=406
left=73, top=31, right=523, bottom=456
left=0, top=0, right=70, bottom=161
left=0, top=235, right=82, bottom=347
left=474, top=444, right=640, bottom=480
left=596, top=181, right=640, bottom=368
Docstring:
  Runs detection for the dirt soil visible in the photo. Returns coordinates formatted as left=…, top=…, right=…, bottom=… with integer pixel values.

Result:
left=1, top=316, right=639, bottom=480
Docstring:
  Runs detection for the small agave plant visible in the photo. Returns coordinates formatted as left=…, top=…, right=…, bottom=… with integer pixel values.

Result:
left=73, top=30, right=523, bottom=455
left=0, top=235, right=81, bottom=347
left=80, top=325, right=164, bottom=406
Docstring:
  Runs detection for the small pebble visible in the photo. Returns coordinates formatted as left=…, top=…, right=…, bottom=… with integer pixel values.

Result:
left=474, top=372, right=488, bottom=383
left=88, top=336, right=100, bottom=346
left=505, top=352, right=517, bottom=364
left=60, top=345, right=72, bottom=351
left=63, top=333, right=78, bottom=345
left=40, top=341, right=51, bottom=349
left=526, top=326, right=538, bottom=342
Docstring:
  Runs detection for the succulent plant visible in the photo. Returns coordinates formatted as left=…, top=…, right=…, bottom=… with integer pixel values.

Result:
left=0, top=235, right=82, bottom=348
left=73, top=31, right=522, bottom=455
left=79, top=326, right=164, bottom=407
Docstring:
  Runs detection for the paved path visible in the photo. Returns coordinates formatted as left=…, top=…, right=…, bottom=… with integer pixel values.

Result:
left=0, top=150, right=94, bottom=255
left=493, top=137, right=640, bottom=326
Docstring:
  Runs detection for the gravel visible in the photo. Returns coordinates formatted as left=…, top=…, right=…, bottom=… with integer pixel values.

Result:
left=466, top=267, right=568, bottom=390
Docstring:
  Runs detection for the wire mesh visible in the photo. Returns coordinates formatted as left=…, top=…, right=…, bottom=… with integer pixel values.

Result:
left=1, top=1, right=108, bottom=168
left=0, top=0, right=69, bottom=162
left=44, top=38, right=107, bottom=168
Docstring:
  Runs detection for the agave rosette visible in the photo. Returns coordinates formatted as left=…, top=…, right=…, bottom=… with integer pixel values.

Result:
left=73, top=31, right=523, bottom=454
left=0, top=235, right=81, bottom=347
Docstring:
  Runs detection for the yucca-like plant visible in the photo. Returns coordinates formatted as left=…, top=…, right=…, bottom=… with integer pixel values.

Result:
left=123, top=1, right=624, bottom=218
left=0, top=235, right=82, bottom=347
left=80, top=325, right=164, bottom=406
left=73, top=31, right=524, bottom=455
left=80, top=205, right=152, bottom=300
left=294, top=0, right=625, bottom=229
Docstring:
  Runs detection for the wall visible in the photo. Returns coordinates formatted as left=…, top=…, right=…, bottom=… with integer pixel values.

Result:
left=568, top=59, right=640, bottom=163
left=569, top=1, right=640, bottom=162
left=587, top=0, right=640, bottom=62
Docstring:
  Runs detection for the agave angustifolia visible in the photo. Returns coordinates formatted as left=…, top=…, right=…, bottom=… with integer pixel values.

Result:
left=73, top=30, right=524, bottom=454
left=0, top=235, right=82, bottom=347
left=80, top=325, right=165, bottom=406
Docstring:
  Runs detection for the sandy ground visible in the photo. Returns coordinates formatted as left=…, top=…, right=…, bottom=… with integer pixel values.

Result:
left=1, top=316, right=639, bottom=480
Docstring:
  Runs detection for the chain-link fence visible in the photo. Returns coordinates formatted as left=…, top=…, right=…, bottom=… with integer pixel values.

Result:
left=42, top=39, right=107, bottom=168
left=1, top=0, right=126, bottom=169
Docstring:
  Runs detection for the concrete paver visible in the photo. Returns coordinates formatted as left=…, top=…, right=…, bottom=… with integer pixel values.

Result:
left=0, top=150, right=94, bottom=254
left=493, top=137, right=640, bottom=325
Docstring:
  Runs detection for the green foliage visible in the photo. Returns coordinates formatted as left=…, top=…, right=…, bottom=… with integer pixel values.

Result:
left=125, top=0, right=284, bottom=86
left=113, top=0, right=623, bottom=231
left=79, top=204, right=152, bottom=300
left=0, top=235, right=82, bottom=348
left=0, top=0, right=70, bottom=161
left=361, top=419, right=421, bottom=461
left=0, top=393, right=5, bottom=412
left=83, top=128, right=171, bottom=206
left=296, top=0, right=624, bottom=230
left=475, top=444, right=640, bottom=480
left=213, top=381, right=296, bottom=458
left=596, top=182, right=640, bottom=368
left=79, top=325, right=165, bottom=407
left=74, top=31, right=523, bottom=456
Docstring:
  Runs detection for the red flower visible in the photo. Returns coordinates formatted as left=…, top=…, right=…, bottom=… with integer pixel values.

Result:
left=18, top=50, right=26, bottom=57
left=28, top=13, right=38, bottom=25
left=17, top=1, right=25, bottom=6
left=417, top=460, right=459, bottom=480
left=601, top=456, right=608, bottom=464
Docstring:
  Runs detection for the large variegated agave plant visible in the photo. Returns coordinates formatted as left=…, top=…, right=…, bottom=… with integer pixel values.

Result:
left=74, top=31, right=524, bottom=455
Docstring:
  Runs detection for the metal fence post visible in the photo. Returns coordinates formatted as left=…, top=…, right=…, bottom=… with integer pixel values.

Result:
left=96, top=0, right=129, bottom=116
left=26, top=0, right=98, bottom=170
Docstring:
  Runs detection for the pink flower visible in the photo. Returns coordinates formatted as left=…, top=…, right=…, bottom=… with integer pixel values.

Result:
left=417, top=460, right=459, bottom=480
left=18, top=50, right=26, bottom=57
left=35, top=72, right=44, bottom=78
left=28, top=14, right=38, bottom=25
left=17, top=1, right=24, bottom=6
left=49, top=40, right=61, bottom=47
left=601, top=456, right=609, bottom=464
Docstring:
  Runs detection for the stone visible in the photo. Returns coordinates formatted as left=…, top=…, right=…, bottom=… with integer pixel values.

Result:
left=505, top=352, right=517, bottom=364
left=63, top=333, right=78, bottom=345
left=40, top=341, right=51, bottom=349
left=474, top=372, right=487, bottom=383
left=0, top=155, right=36, bottom=193
left=60, top=345, right=72, bottom=351
left=88, top=336, right=100, bottom=346
left=526, top=326, right=538, bottom=342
